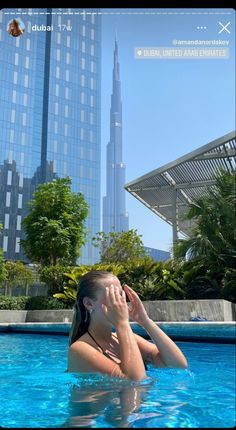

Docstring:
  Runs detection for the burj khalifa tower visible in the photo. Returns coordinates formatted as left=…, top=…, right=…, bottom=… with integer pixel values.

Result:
left=103, top=40, right=129, bottom=233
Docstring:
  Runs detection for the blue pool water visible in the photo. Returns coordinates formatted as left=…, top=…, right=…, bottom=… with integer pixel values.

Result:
left=0, top=333, right=235, bottom=428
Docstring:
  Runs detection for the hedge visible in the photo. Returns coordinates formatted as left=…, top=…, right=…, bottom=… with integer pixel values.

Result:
left=0, top=295, right=72, bottom=310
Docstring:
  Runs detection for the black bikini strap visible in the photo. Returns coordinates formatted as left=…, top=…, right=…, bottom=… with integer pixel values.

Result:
left=87, top=330, right=105, bottom=353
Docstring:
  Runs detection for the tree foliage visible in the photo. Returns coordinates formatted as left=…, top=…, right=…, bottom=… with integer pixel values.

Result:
left=5, top=261, right=34, bottom=286
left=92, top=229, right=149, bottom=264
left=21, top=177, right=88, bottom=266
left=174, top=170, right=236, bottom=301
left=0, top=224, right=7, bottom=284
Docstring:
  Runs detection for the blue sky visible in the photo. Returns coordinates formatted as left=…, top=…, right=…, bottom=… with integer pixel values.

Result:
left=101, top=8, right=235, bottom=254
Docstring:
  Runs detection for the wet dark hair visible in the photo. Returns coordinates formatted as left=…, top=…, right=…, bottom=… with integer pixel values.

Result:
left=68, top=270, right=117, bottom=346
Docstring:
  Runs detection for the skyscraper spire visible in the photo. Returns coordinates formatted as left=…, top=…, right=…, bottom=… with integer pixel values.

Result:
left=103, top=39, right=129, bottom=233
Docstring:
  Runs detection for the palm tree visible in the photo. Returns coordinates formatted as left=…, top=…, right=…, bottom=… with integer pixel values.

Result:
left=174, top=170, right=236, bottom=300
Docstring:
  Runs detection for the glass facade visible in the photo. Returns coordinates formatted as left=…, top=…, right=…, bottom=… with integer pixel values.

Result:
left=144, top=246, right=170, bottom=262
left=0, top=8, right=101, bottom=264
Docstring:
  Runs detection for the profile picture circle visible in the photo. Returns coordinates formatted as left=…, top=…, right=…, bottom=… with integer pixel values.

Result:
left=7, top=18, right=25, bottom=37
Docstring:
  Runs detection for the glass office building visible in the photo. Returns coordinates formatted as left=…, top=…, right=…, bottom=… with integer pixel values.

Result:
left=0, top=8, right=101, bottom=264
left=144, top=246, right=170, bottom=262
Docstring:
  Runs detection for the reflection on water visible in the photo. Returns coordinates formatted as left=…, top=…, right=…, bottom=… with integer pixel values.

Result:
left=62, top=375, right=153, bottom=428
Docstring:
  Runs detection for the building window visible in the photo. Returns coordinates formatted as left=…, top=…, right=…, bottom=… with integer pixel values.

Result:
left=11, top=110, right=16, bottom=123
left=64, top=124, right=68, bottom=136
left=8, top=150, right=13, bottom=164
left=23, top=94, right=28, bottom=107
left=91, top=45, right=94, bottom=56
left=12, top=90, right=16, bottom=103
left=80, top=146, right=83, bottom=158
left=57, top=32, right=61, bottom=43
left=24, top=75, right=29, bottom=87
left=80, top=166, right=83, bottom=177
left=65, top=105, right=68, bottom=117
left=16, top=36, right=20, bottom=48
left=55, top=84, right=59, bottom=97
left=80, top=129, right=84, bottom=141
left=65, top=70, right=69, bottom=81
left=90, top=112, right=94, bottom=125
left=27, top=21, right=31, bottom=33
left=89, top=168, right=93, bottom=179
left=66, top=52, right=70, bottom=65
left=56, top=66, right=60, bottom=79
left=65, top=87, right=69, bottom=99
left=3, top=236, right=8, bottom=252
left=90, top=130, right=93, bottom=143
left=15, top=53, right=19, bottom=65
left=91, top=29, right=94, bottom=40
left=90, top=78, right=94, bottom=90
left=4, top=214, right=10, bottom=230
left=54, top=121, right=58, bottom=133
left=19, top=173, right=23, bottom=187
left=26, top=38, right=30, bottom=50
left=13, top=71, right=18, bottom=84
left=91, top=13, right=95, bottom=24
left=63, top=162, right=67, bottom=176
left=81, top=92, right=85, bottom=104
left=55, top=102, right=59, bottom=115
left=80, top=110, right=84, bottom=122
left=91, top=61, right=94, bottom=73
left=56, top=49, right=60, bottom=61
left=25, top=56, right=29, bottom=68
left=21, top=132, right=26, bottom=145
left=64, top=142, right=68, bottom=155
left=53, top=160, right=57, bottom=173
left=82, top=25, right=86, bottom=36
left=66, top=35, right=70, bottom=47
left=53, top=140, right=58, bottom=153
left=10, top=129, right=14, bottom=143
left=20, top=152, right=24, bottom=166
left=16, top=215, right=21, bottom=231
left=82, top=57, right=85, bottom=70
left=15, top=238, right=20, bottom=253
left=22, top=112, right=26, bottom=126
left=7, top=171, right=12, bottom=186
left=81, top=75, right=85, bottom=87
left=18, top=194, right=23, bottom=209
left=90, top=95, right=94, bottom=107
left=82, top=41, right=85, bottom=53
left=6, top=192, right=11, bottom=207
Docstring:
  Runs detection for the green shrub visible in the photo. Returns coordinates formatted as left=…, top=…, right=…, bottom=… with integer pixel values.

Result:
left=0, top=295, right=71, bottom=310
left=53, top=263, right=124, bottom=305
left=5, top=261, right=34, bottom=285
left=0, top=296, right=28, bottom=310
left=24, top=296, right=71, bottom=310
left=39, top=264, right=72, bottom=296
left=53, top=260, right=185, bottom=304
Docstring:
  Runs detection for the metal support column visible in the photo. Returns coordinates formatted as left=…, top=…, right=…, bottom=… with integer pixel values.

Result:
left=172, top=188, right=178, bottom=255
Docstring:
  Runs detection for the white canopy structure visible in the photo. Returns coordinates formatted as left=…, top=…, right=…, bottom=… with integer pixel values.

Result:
left=125, top=131, right=236, bottom=244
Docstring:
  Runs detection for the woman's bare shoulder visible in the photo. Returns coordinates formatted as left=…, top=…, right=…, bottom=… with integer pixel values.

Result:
left=69, top=334, right=91, bottom=351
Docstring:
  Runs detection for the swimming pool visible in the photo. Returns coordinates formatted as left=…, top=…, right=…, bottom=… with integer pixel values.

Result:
left=0, top=333, right=235, bottom=428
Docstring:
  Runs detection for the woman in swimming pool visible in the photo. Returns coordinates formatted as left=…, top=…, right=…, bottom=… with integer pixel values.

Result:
left=68, top=270, right=187, bottom=381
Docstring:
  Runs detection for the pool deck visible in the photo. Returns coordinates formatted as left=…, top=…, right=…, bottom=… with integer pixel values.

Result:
left=0, top=321, right=235, bottom=343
